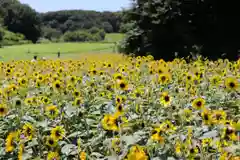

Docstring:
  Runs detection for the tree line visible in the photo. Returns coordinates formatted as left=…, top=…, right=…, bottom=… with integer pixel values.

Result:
left=0, top=0, right=124, bottom=44
left=119, top=0, right=240, bottom=60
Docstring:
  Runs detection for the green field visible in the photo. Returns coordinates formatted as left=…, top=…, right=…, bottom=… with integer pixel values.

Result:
left=0, top=34, right=124, bottom=61
left=104, top=33, right=125, bottom=43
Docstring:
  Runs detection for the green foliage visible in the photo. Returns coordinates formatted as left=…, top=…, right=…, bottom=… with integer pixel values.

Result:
left=119, top=22, right=134, bottom=33
left=2, top=2, right=42, bottom=43
left=0, top=1, right=123, bottom=45
left=42, top=27, right=62, bottom=40
left=0, top=27, right=4, bottom=41
left=40, top=10, right=122, bottom=34
left=102, top=22, right=113, bottom=33
left=121, top=0, right=240, bottom=60
left=63, top=29, right=105, bottom=42
left=0, top=28, right=31, bottom=46
left=104, top=33, right=124, bottom=43
left=36, top=38, right=52, bottom=44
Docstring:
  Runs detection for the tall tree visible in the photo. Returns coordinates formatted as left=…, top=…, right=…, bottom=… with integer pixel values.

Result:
left=120, top=0, right=240, bottom=60
left=3, top=2, right=42, bottom=42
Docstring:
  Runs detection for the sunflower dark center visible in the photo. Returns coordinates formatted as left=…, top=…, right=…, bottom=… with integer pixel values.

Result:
left=229, top=82, right=235, bottom=88
left=136, top=92, right=141, bottom=97
left=216, top=114, right=222, bottom=120
left=190, top=148, right=195, bottom=153
left=26, top=128, right=31, bottom=135
left=0, top=107, right=5, bottom=112
left=204, top=114, right=209, bottom=120
left=76, top=100, right=81, bottom=105
left=74, top=92, right=79, bottom=96
left=118, top=105, right=123, bottom=112
left=152, top=130, right=157, bottom=135
left=120, top=83, right=126, bottom=88
left=55, top=130, right=61, bottom=137
left=50, top=110, right=55, bottom=115
left=16, top=100, right=21, bottom=106
left=49, top=139, right=54, bottom=145
left=226, top=128, right=234, bottom=135
left=164, top=96, right=170, bottom=102
left=116, top=76, right=122, bottom=80
left=55, top=83, right=60, bottom=88
left=161, top=76, right=166, bottom=81
left=196, top=101, right=202, bottom=107
left=106, top=85, right=111, bottom=90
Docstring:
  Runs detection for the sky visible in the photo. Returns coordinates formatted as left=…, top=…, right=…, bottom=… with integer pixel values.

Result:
left=19, top=0, right=131, bottom=12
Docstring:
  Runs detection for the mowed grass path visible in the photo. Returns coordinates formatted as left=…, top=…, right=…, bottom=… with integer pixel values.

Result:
left=0, top=33, right=124, bottom=61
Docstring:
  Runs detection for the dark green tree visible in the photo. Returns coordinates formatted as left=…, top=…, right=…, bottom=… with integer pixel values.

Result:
left=3, top=3, right=42, bottom=42
left=121, top=0, right=240, bottom=60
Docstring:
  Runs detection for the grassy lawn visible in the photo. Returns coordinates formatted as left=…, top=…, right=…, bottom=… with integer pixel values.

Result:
left=104, top=33, right=125, bottom=43
left=0, top=42, right=115, bottom=61
left=0, top=33, right=124, bottom=61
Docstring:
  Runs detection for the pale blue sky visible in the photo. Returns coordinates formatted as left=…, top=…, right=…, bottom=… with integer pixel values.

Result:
left=19, top=0, right=131, bottom=12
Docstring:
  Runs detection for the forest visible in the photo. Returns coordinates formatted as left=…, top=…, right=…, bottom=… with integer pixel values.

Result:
left=0, top=0, right=124, bottom=44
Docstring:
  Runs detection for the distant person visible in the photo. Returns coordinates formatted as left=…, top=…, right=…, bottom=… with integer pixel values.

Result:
left=58, top=51, right=60, bottom=58
left=42, top=57, right=47, bottom=61
left=31, top=55, right=37, bottom=62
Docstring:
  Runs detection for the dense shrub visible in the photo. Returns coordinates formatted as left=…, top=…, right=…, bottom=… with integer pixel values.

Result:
left=42, top=27, right=62, bottom=40
left=121, top=0, right=240, bottom=60
left=36, top=38, right=52, bottom=44
left=0, top=29, right=31, bottom=46
left=63, top=29, right=105, bottom=42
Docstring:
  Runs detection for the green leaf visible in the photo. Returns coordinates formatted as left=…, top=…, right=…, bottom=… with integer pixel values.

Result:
left=61, top=144, right=78, bottom=156
left=22, top=152, right=32, bottom=160
left=28, top=138, right=38, bottom=147
left=65, top=105, right=78, bottom=117
left=67, top=131, right=81, bottom=138
left=91, top=152, right=104, bottom=158
left=36, top=120, right=48, bottom=128
left=121, top=135, right=137, bottom=146
left=199, top=130, right=218, bottom=139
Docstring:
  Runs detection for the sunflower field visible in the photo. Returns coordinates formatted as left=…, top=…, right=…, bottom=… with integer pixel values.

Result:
left=0, top=53, right=239, bottom=160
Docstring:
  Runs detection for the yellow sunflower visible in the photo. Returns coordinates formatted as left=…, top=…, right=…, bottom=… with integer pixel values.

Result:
left=117, top=80, right=128, bottom=90
left=45, top=105, right=59, bottom=119
left=212, top=110, right=226, bottom=124
left=101, top=114, right=118, bottom=131
left=158, top=73, right=171, bottom=85
left=22, top=123, right=35, bottom=140
left=53, top=80, right=62, bottom=90
left=201, top=109, right=212, bottom=125
left=182, top=108, right=192, bottom=122
left=46, top=136, right=57, bottom=148
left=73, top=97, right=82, bottom=106
left=192, top=97, right=205, bottom=110
left=5, top=131, right=16, bottom=152
left=224, top=77, right=239, bottom=90
left=160, top=92, right=172, bottom=107
left=126, top=145, right=148, bottom=160
left=0, top=104, right=8, bottom=117
left=50, top=126, right=65, bottom=141
left=79, top=151, right=87, bottom=160
left=18, top=78, right=28, bottom=86
left=151, top=127, right=165, bottom=144
left=47, top=151, right=60, bottom=160
left=18, top=143, right=24, bottom=160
